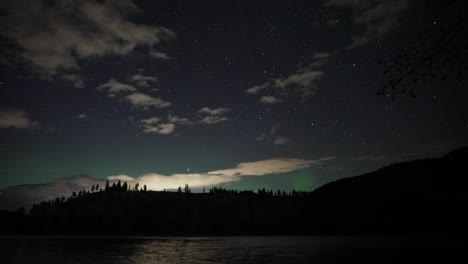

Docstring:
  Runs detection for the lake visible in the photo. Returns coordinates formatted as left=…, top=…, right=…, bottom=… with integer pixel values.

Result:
left=0, top=236, right=463, bottom=264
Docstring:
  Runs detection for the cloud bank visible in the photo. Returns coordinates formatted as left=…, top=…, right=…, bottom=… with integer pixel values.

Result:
left=0, top=109, right=39, bottom=129
left=259, top=96, right=283, bottom=104
left=325, top=0, right=410, bottom=48
left=197, top=107, right=231, bottom=116
left=129, top=74, right=158, bottom=87
left=125, top=92, right=171, bottom=109
left=0, top=156, right=334, bottom=210
left=137, top=106, right=231, bottom=135
left=111, top=157, right=335, bottom=190
left=0, top=175, right=103, bottom=210
left=246, top=57, right=327, bottom=103
left=77, top=114, right=89, bottom=120
left=0, top=0, right=175, bottom=85
left=97, top=78, right=137, bottom=95
left=97, top=78, right=171, bottom=110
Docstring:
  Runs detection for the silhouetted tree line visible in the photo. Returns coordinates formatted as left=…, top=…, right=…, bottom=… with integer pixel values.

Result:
left=208, top=186, right=305, bottom=197
left=4, top=186, right=320, bottom=236
left=25, top=183, right=310, bottom=219
left=0, top=147, right=467, bottom=236
left=102, top=180, right=147, bottom=192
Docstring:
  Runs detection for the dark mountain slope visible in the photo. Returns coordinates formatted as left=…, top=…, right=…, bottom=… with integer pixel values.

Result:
left=313, top=147, right=467, bottom=201
left=309, top=147, right=468, bottom=234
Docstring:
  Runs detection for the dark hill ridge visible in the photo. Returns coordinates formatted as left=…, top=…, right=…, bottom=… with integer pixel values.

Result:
left=0, top=147, right=467, bottom=235
left=307, top=146, right=468, bottom=234
left=312, top=146, right=467, bottom=201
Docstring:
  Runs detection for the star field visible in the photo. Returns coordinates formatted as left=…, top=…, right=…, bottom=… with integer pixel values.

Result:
left=0, top=0, right=466, bottom=196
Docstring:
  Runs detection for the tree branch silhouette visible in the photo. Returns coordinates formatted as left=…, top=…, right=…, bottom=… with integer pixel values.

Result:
left=378, top=0, right=468, bottom=100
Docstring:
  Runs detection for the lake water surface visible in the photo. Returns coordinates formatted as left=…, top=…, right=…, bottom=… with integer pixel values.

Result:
left=0, top=236, right=462, bottom=264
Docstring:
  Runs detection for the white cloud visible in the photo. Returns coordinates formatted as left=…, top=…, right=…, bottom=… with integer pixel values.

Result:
left=208, top=157, right=335, bottom=177
left=274, top=136, right=290, bottom=145
left=168, top=114, right=193, bottom=125
left=246, top=83, right=269, bottom=94
left=107, top=175, right=135, bottom=182
left=150, top=51, right=171, bottom=60
left=97, top=79, right=170, bottom=110
left=139, top=117, right=175, bottom=134
left=137, top=110, right=229, bottom=135
left=0, top=0, right=175, bottom=77
left=199, top=115, right=228, bottom=125
left=0, top=109, right=39, bottom=129
left=195, top=107, right=230, bottom=125
left=256, top=134, right=269, bottom=141
left=97, top=78, right=137, bottom=95
left=121, top=173, right=240, bottom=191
left=140, top=117, right=160, bottom=125
left=109, top=157, right=334, bottom=190
left=259, top=96, right=283, bottom=104
left=125, top=92, right=171, bottom=109
left=197, top=107, right=231, bottom=116
left=129, top=74, right=158, bottom=87
left=141, top=122, right=175, bottom=134
left=274, top=69, right=324, bottom=99
left=312, top=52, right=331, bottom=59
left=246, top=58, right=327, bottom=103
left=166, top=110, right=232, bottom=127
left=325, top=0, right=410, bottom=48
left=77, top=114, right=88, bottom=120
left=308, top=60, right=328, bottom=68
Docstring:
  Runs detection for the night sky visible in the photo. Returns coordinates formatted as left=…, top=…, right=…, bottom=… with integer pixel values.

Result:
left=0, top=0, right=467, bottom=204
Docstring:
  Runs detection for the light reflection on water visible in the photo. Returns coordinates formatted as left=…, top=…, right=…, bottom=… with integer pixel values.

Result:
left=0, top=236, right=462, bottom=264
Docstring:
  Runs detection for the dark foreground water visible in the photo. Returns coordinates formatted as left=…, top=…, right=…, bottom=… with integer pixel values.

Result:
left=0, top=236, right=463, bottom=264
